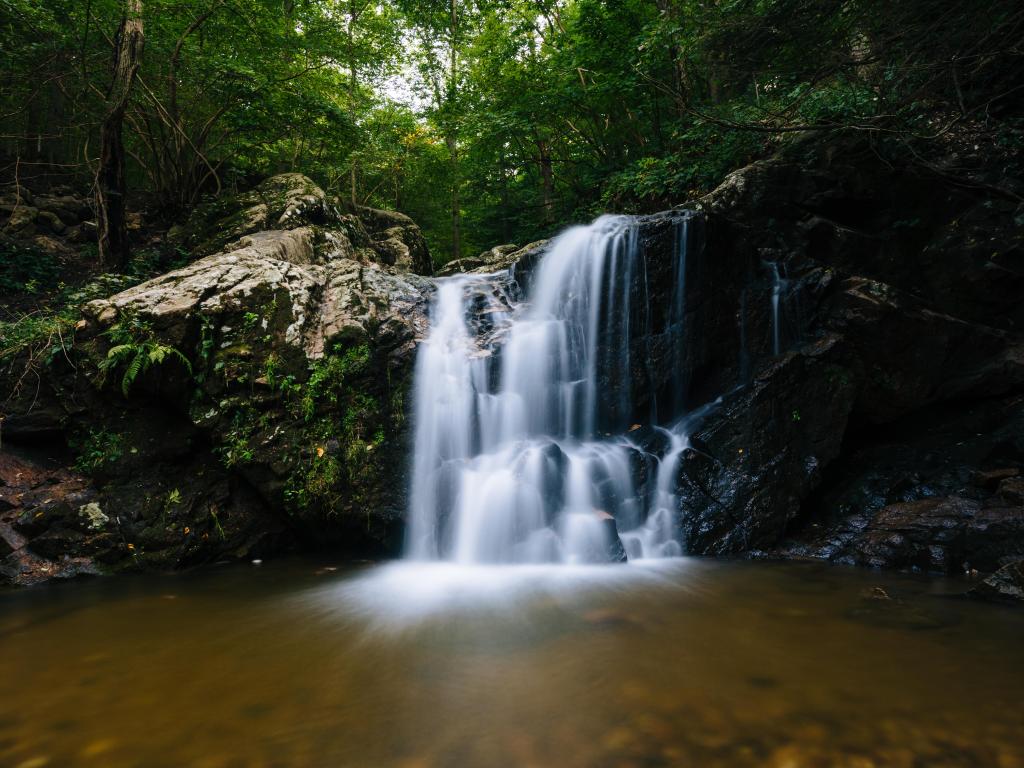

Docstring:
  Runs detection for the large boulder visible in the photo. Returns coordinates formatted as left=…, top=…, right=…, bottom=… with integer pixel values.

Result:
left=677, top=334, right=858, bottom=553
left=352, top=204, right=433, bottom=275
left=169, top=173, right=344, bottom=257
left=168, top=174, right=434, bottom=277
left=1, top=176, right=435, bottom=585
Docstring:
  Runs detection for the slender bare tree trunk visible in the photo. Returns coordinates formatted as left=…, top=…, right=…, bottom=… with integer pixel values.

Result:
left=95, top=0, right=144, bottom=269
left=537, top=138, right=554, bottom=225
left=448, top=0, right=461, bottom=261
left=498, top=152, right=511, bottom=243
left=448, top=135, right=461, bottom=260
left=348, top=0, right=359, bottom=207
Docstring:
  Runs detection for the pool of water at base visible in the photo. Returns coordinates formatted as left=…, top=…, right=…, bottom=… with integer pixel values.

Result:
left=0, top=557, right=1022, bottom=768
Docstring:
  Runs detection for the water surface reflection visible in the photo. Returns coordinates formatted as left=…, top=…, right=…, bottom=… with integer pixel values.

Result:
left=1, top=558, right=1021, bottom=767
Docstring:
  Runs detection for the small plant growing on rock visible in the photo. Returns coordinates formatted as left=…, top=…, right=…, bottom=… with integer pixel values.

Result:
left=74, top=428, right=124, bottom=475
left=98, top=314, right=192, bottom=397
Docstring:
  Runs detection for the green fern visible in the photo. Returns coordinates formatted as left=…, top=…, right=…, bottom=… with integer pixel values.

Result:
left=98, top=316, right=192, bottom=397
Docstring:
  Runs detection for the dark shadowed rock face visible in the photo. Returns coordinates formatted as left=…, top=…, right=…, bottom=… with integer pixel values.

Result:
left=677, top=335, right=857, bottom=554
left=672, top=140, right=1024, bottom=575
left=775, top=394, right=1024, bottom=572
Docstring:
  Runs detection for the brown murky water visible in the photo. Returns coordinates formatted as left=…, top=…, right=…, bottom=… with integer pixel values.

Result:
left=1, top=558, right=1022, bottom=768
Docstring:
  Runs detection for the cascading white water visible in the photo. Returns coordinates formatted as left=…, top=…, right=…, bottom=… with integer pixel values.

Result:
left=407, top=214, right=696, bottom=565
left=769, top=260, right=803, bottom=357
left=770, top=262, right=784, bottom=356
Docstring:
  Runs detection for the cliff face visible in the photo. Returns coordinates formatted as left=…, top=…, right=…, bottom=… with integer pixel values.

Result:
left=674, top=139, right=1024, bottom=580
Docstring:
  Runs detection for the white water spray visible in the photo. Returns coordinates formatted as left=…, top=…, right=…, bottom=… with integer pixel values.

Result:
left=407, top=214, right=698, bottom=564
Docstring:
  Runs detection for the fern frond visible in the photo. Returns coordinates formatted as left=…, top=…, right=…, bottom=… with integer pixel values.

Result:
left=168, top=347, right=193, bottom=375
left=122, top=352, right=145, bottom=397
left=99, top=344, right=134, bottom=373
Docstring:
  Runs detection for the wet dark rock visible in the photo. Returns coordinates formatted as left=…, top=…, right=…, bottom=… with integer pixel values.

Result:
left=784, top=494, right=1024, bottom=575
left=972, top=468, right=1019, bottom=490
left=777, top=394, right=1024, bottom=573
left=677, top=334, right=857, bottom=553
left=820, top=279, right=1024, bottom=424
left=997, top=476, right=1024, bottom=505
left=600, top=514, right=628, bottom=563
left=671, top=140, right=1024, bottom=573
left=860, top=586, right=892, bottom=601
left=968, top=560, right=1024, bottom=603
left=846, top=497, right=1020, bottom=572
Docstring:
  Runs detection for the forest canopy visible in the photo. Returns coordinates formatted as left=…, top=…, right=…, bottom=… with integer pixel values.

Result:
left=2, top=0, right=1021, bottom=264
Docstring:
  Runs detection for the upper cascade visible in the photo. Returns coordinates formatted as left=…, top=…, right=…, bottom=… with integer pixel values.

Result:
left=406, top=213, right=704, bottom=565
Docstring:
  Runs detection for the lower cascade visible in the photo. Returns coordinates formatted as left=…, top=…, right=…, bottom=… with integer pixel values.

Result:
left=407, top=214, right=699, bottom=564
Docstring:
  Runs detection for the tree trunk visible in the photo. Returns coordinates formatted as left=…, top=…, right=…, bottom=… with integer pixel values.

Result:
left=537, top=138, right=554, bottom=226
left=448, top=135, right=461, bottom=261
left=447, top=0, right=461, bottom=260
left=95, top=0, right=144, bottom=270
left=499, top=153, right=511, bottom=244
left=348, top=1, right=359, bottom=207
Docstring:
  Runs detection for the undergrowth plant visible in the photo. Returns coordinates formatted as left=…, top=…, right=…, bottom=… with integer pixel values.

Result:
left=73, top=428, right=125, bottom=475
left=98, top=314, right=192, bottom=397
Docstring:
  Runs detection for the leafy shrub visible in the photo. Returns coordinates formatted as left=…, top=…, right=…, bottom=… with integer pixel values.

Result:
left=0, top=236, right=62, bottom=295
left=73, top=428, right=124, bottom=475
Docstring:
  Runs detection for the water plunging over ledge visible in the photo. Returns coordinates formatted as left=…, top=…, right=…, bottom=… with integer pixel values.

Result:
left=406, top=214, right=703, bottom=564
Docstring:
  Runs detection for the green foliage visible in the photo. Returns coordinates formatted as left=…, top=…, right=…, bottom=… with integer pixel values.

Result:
left=300, top=343, right=371, bottom=422
left=216, top=408, right=257, bottom=469
left=287, top=452, right=344, bottom=511
left=4, top=0, right=1018, bottom=265
left=0, top=238, right=62, bottom=295
left=0, top=310, right=76, bottom=370
left=343, top=393, right=379, bottom=440
left=209, top=507, right=227, bottom=541
left=74, top=429, right=125, bottom=475
left=276, top=341, right=402, bottom=514
left=1, top=275, right=140, bottom=406
left=98, top=315, right=192, bottom=397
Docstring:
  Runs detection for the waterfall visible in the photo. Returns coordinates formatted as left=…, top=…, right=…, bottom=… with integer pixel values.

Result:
left=406, top=214, right=697, bottom=565
left=770, top=262, right=784, bottom=356
left=768, top=260, right=805, bottom=357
